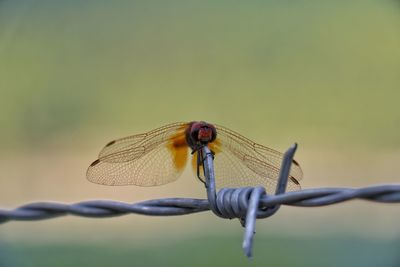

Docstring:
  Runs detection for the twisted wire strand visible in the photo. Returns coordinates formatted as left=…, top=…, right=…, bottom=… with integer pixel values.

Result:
left=1, top=184, right=399, bottom=224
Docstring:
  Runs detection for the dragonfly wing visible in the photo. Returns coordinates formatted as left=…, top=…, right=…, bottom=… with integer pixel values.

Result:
left=98, top=122, right=188, bottom=163
left=210, top=125, right=302, bottom=193
left=252, top=142, right=303, bottom=186
left=87, top=122, right=189, bottom=186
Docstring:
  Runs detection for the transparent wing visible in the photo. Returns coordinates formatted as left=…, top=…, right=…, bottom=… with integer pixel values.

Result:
left=87, top=122, right=189, bottom=186
left=198, top=124, right=303, bottom=193
left=98, top=122, right=187, bottom=162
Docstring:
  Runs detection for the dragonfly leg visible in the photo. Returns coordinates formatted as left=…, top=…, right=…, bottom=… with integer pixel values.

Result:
left=192, top=145, right=214, bottom=187
left=199, top=147, right=215, bottom=188
left=195, top=148, right=206, bottom=186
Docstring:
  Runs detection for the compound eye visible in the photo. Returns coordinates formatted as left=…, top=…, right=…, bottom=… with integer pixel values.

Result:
left=191, top=130, right=199, bottom=141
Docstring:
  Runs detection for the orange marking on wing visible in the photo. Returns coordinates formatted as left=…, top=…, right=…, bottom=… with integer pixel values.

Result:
left=191, top=152, right=196, bottom=173
left=167, top=129, right=188, bottom=171
left=209, top=139, right=222, bottom=154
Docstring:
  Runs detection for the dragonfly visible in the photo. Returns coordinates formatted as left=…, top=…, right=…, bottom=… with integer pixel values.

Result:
left=86, top=121, right=303, bottom=193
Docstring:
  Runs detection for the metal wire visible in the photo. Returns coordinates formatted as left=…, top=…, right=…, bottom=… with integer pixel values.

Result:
left=0, top=144, right=399, bottom=258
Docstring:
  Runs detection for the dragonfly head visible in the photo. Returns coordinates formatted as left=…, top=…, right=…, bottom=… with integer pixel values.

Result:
left=188, top=121, right=217, bottom=146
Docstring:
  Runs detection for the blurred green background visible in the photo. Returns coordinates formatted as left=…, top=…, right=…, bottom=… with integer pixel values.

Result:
left=0, top=1, right=399, bottom=266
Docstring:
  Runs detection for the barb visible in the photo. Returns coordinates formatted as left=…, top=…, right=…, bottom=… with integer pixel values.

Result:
left=0, top=144, right=399, bottom=259
left=201, top=144, right=298, bottom=258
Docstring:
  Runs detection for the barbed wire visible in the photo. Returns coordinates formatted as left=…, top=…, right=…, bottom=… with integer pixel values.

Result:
left=1, top=144, right=399, bottom=258
left=1, top=184, right=398, bottom=222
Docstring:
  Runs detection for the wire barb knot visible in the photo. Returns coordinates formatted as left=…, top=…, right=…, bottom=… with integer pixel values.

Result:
left=215, top=187, right=269, bottom=220
left=200, top=144, right=298, bottom=258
